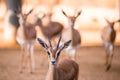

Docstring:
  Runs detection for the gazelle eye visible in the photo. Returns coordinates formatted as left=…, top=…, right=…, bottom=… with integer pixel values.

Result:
left=56, top=51, right=61, bottom=58
left=47, top=51, right=50, bottom=55
left=57, top=52, right=60, bottom=57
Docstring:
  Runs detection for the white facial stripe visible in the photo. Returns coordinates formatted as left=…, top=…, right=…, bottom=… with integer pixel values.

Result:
left=44, top=43, right=48, bottom=48
left=55, top=44, right=64, bottom=58
left=51, top=57, right=55, bottom=61
left=53, top=46, right=56, bottom=49
left=47, top=49, right=56, bottom=65
left=55, top=49, right=60, bottom=58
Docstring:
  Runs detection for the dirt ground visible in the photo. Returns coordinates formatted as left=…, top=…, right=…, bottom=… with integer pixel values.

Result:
left=0, top=46, right=120, bottom=80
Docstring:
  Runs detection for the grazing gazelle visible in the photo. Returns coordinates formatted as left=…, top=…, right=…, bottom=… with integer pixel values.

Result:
left=15, top=8, right=37, bottom=73
left=35, top=12, right=64, bottom=39
left=61, top=10, right=82, bottom=60
left=37, top=33, right=79, bottom=80
left=101, top=18, right=120, bottom=71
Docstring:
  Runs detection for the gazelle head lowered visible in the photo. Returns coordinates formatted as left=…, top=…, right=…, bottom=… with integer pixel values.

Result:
left=37, top=34, right=72, bottom=65
left=62, top=9, right=82, bottom=28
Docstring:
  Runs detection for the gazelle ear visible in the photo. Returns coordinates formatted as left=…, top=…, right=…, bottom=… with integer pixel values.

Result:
left=61, top=9, right=68, bottom=17
left=118, top=19, right=120, bottom=22
left=76, top=10, right=82, bottom=18
left=13, top=9, right=21, bottom=17
left=104, top=18, right=111, bottom=24
left=115, top=19, right=120, bottom=23
left=64, top=40, right=72, bottom=48
left=37, top=38, right=48, bottom=49
left=56, top=40, right=71, bottom=58
left=59, top=40, right=72, bottom=51
left=25, top=8, right=33, bottom=16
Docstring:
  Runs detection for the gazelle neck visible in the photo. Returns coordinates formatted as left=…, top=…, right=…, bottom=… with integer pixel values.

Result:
left=37, top=20, right=47, bottom=30
left=37, top=20, right=45, bottom=28
left=46, top=63, right=57, bottom=80
left=19, top=19, right=25, bottom=27
left=69, top=26, right=74, bottom=40
left=62, top=27, right=73, bottom=44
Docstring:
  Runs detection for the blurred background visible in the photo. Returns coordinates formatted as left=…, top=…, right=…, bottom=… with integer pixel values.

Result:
left=0, top=0, right=119, bottom=48
left=0, top=0, right=120, bottom=80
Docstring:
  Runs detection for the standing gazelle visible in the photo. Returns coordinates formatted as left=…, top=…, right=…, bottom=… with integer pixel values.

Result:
left=37, top=33, right=79, bottom=80
left=61, top=10, right=82, bottom=60
left=15, top=8, right=37, bottom=73
left=101, top=18, right=120, bottom=71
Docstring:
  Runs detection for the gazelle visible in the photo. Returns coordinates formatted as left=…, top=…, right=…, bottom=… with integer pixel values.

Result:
left=61, top=10, right=82, bottom=60
left=101, top=18, right=120, bottom=71
left=35, top=12, right=64, bottom=39
left=15, top=8, right=37, bottom=73
left=37, top=33, right=79, bottom=80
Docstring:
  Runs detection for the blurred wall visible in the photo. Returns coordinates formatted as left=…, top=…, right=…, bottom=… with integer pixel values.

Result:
left=0, top=0, right=119, bottom=47
left=23, top=0, right=116, bottom=8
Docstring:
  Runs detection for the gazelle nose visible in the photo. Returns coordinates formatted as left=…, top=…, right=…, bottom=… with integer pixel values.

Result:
left=70, top=23, right=74, bottom=28
left=51, top=61, right=56, bottom=65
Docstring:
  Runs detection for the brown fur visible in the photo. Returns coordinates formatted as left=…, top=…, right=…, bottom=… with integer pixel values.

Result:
left=23, top=23, right=36, bottom=40
left=37, top=34, right=79, bottom=80
left=36, top=16, right=63, bottom=39
left=56, top=59, right=79, bottom=80
left=101, top=26, right=116, bottom=43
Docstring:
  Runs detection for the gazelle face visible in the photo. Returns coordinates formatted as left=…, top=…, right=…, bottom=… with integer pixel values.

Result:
left=109, top=22, right=114, bottom=29
left=37, top=34, right=71, bottom=65
left=35, top=13, right=46, bottom=26
left=46, top=46, right=62, bottom=65
left=68, top=16, right=77, bottom=27
left=62, top=10, right=82, bottom=28
left=104, top=18, right=115, bottom=29
left=18, top=14, right=27, bottom=25
left=16, top=9, right=33, bottom=26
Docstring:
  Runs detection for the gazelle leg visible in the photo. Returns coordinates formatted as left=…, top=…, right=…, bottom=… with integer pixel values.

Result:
left=105, top=51, right=109, bottom=65
left=19, top=46, right=25, bottom=73
left=75, top=69, right=79, bottom=80
left=29, top=45, right=35, bottom=73
left=106, top=53, right=113, bottom=71
left=26, top=44, right=31, bottom=73
left=106, top=44, right=114, bottom=71
left=104, top=43, right=109, bottom=65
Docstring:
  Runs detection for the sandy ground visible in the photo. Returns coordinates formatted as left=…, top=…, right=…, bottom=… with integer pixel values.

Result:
left=0, top=46, right=120, bottom=80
